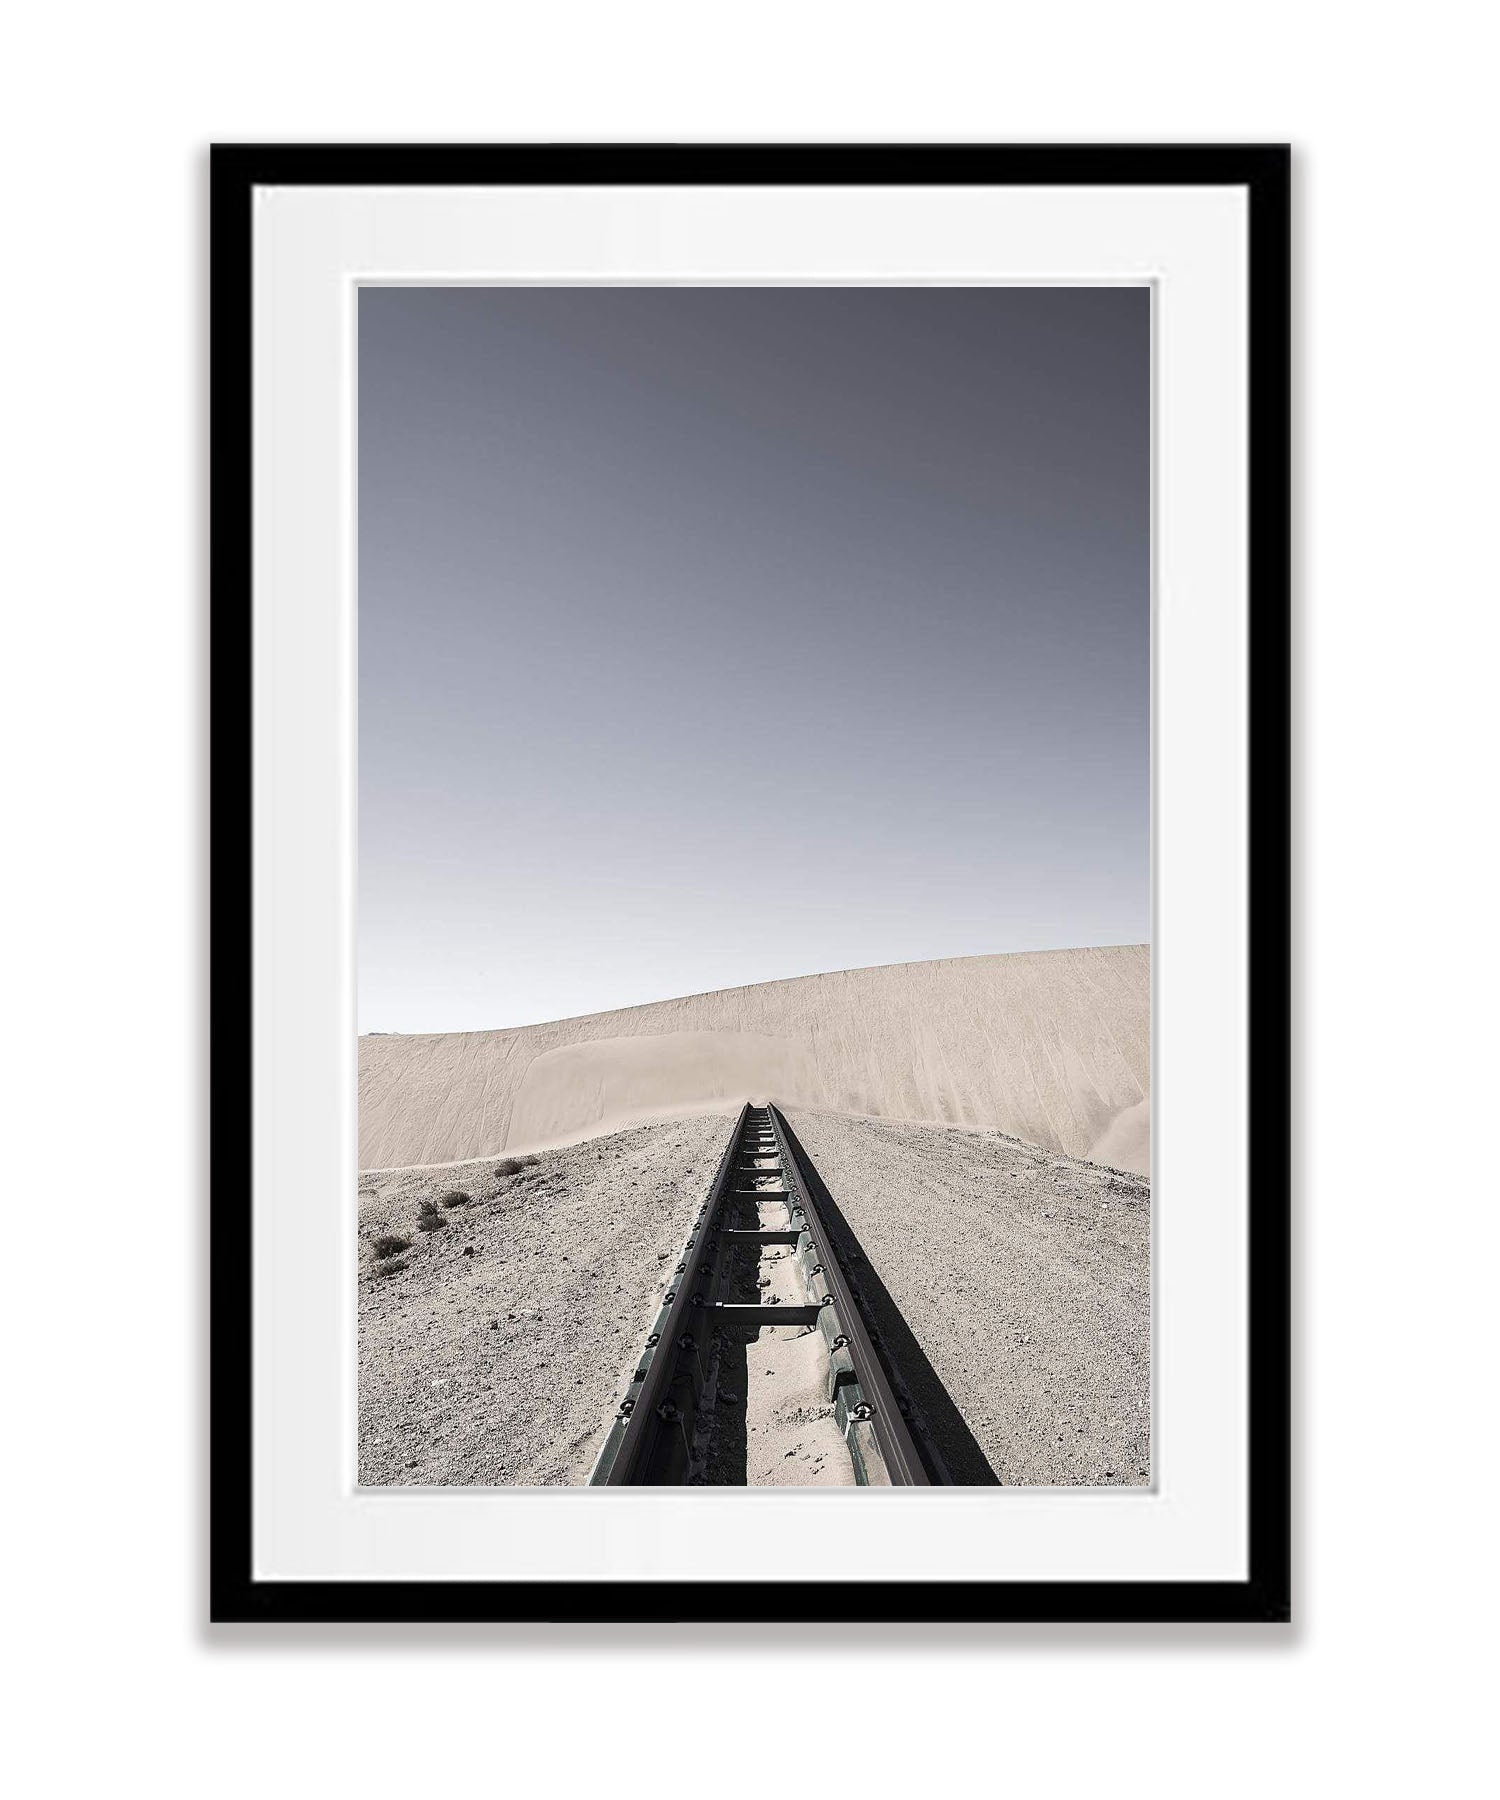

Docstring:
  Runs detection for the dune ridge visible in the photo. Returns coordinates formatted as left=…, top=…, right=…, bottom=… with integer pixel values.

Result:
left=359, top=944, right=1150, bottom=1175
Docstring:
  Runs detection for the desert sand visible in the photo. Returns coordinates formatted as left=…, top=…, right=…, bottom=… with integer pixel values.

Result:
left=360, top=944, right=1150, bottom=1175
left=359, top=944, right=1151, bottom=1486
left=358, top=1102, right=1148, bottom=1486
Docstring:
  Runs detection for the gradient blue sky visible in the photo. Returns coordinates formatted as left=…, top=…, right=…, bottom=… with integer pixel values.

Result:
left=359, top=286, right=1149, bottom=1033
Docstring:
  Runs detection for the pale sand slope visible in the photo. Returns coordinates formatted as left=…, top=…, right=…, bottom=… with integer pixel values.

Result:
left=358, top=1111, right=734, bottom=1486
left=786, top=1107, right=1150, bottom=1486
left=360, top=944, right=1149, bottom=1175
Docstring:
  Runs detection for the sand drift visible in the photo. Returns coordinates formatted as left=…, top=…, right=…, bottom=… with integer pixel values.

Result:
left=592, top=1105, right=936, bottom=1486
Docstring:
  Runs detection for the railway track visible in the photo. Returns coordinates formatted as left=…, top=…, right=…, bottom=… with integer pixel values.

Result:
left=590, top=1104, right=939, bottom=1486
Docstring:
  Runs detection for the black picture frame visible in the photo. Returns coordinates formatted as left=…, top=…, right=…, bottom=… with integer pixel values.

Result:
left=210, top=143, right=1290, bottom=1626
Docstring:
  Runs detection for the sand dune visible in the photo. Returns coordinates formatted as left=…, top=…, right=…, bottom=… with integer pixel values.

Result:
left=359, top=945, right=1149, bottom=1174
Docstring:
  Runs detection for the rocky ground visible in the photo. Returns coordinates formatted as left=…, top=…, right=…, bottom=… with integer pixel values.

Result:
left=357, top=1110, right=734, bottom=1485
left=358, top=1103, right=1149, bottom=1487
left=785, top=1108, right=1150, bottom=1485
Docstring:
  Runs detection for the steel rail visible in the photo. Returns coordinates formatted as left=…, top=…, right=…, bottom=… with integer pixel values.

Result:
left=590, top=1103, right=750, bottom=1485
left=767, top=1105, right=933, bottom=1486
left=591, top=1103, right=941, bottom=1486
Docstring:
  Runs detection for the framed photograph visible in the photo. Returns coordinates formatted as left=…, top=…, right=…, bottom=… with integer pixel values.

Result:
left=211, top=144, right=1289, bottom=1623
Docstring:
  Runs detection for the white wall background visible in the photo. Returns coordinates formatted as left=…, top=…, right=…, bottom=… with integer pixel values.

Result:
left=4, top=3, right=1495, bottom=1796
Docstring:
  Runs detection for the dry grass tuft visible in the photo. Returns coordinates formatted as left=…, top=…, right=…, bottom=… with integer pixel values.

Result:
left=494, top=1156, right=539, bottom=1179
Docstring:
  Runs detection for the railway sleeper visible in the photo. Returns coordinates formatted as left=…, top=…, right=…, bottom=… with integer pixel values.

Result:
left=590, top=1104, right=936, bottom=1486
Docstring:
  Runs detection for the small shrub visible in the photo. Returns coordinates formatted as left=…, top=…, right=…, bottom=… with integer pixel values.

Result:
left=440, top=1190, right=471, bottom=1209
left=371, top=1233, right=411, bottom=1260
left=415, top=1201, right=446, bottom=1233
left=494, top=1156, right=534, bottom=1178
left=375, top=1258, right=408, bottom=1278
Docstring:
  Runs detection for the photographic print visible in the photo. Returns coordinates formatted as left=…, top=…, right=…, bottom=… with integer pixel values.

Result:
left=355, top=284, right=1151, bottom=1490
left=214, top=144, right=1288, bottom=1620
